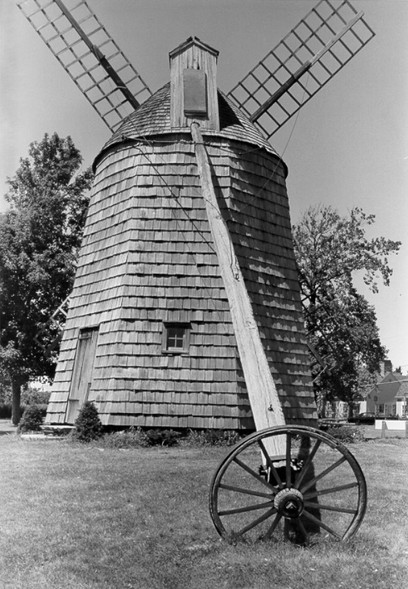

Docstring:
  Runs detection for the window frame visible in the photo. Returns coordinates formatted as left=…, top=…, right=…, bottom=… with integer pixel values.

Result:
left=183, top=68, right=208, bottom=117
left=162, top=322, right=191, bottom=355
left=376, top=403, right=384, bottom=415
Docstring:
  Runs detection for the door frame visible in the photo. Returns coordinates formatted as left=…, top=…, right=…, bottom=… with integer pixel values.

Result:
left=65, top=326, right=100, bottom=423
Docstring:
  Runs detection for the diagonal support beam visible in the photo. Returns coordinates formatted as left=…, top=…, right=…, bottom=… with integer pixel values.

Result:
left=191, top=122, right=285, bottom=456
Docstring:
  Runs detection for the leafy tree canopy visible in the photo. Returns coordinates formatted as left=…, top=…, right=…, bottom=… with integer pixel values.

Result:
left=294, top=205, right=401, bottom=297
left=293, top=205, right=401, bottom=414
left=0, top=133, right=93, bottom=423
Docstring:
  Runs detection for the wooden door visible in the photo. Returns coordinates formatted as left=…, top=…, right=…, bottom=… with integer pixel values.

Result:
left=66, top=327, right=99, bottom=423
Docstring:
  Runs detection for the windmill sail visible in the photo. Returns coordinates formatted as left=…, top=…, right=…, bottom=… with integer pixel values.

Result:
left=228, top=0, right=375, bottom=139
left=17, top=0, right=152, bottom=132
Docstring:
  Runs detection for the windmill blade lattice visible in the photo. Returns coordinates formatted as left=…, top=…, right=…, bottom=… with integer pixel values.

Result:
left=17, top=0, right=152, bottom=132
left=228, top=0, right=375, bottom=140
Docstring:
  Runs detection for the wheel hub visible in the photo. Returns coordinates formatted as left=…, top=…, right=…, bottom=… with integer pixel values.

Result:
left=274, top=488, right=304, bottom=519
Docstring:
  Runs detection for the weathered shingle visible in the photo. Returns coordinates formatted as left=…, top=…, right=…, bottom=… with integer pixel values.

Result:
left=48, top=132, right=315, bottom=428
left=96, top=84, right=284, bottom=172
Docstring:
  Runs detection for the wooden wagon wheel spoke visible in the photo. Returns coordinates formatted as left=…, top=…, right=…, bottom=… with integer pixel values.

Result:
left=257, top=439, right=284, bottom=488
left=219, top=500, right=275, bottom=517
left=302, top=509, right=342, bottom=540
left=299, top=456, right=347, bottom=495
left=263, top=512, right=283, bottom=540
left=233, top=456, right=276, bottom=491
left=303, top=481, right=359, bottom=500
left=304, top=501, right=357, bottom=515
left=209, top=425, right=367, bottom=544
left=218, top=483, right=275, bottom=499
left=236, top=507, right=278, bottom=537
left=294, top=438, right=321, bottom=490
left=285, top=433, right=292, bottom=486
left=296, top=516, right=309, bottom=541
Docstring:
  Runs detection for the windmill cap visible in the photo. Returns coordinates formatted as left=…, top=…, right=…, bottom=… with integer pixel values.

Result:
left=94, top=83, right=287, bottom=177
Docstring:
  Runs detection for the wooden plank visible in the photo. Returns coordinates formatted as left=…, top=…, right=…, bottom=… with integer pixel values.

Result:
left=191, top=123, right=285, bottom=457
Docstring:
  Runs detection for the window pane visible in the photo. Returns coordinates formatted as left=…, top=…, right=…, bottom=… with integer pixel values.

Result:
left=167, top=326, right=185, bottom=349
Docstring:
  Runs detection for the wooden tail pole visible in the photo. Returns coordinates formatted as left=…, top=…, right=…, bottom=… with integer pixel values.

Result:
left=191, top=122, right=285, bottom=458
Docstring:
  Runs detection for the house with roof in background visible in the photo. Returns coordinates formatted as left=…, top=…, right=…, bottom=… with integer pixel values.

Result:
left=360, top=363, right=408, bottom=418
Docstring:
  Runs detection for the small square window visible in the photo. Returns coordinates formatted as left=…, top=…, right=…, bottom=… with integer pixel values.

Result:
left=162, top=323, right=191, bottom=354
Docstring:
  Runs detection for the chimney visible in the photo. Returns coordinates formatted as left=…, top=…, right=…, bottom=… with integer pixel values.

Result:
left=384, top=359, right=393, bottom=374
left=169, top=36, right=220, bottom=131
left=379, top=359, right=393, bottom=376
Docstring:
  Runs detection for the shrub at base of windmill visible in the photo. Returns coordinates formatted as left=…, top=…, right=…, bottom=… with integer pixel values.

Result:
left=72, top=401, right=104, bottom=443
left=17, top=405, right=45, bottom=433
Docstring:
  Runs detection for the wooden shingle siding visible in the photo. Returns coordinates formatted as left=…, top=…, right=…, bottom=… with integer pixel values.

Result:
left=47, top=88, right=315, bottom=428
left=98, top=86, right=281, bottom=169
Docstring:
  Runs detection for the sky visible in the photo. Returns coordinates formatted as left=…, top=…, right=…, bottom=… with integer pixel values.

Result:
left=1, top=0, right=407, bottom=370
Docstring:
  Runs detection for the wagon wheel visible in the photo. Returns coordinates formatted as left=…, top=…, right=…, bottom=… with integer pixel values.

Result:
left=209, top=425, right=367, bottom=544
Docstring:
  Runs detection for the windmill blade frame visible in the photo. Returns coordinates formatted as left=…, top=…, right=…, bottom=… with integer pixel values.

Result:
left=227, top=0, right=375, bottom=140
left=17, top=0, right=152, bottom=132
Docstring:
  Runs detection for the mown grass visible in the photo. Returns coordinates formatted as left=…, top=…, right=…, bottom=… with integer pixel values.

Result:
left=0, top=435, right=407, bottom=589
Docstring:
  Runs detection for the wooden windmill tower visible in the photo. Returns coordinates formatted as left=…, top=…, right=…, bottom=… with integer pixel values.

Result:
left=17, top=0, right=374, bottom=431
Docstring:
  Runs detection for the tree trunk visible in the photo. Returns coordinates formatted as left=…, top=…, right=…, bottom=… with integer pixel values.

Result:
left=11, top=378, right=22, bottom=425
left=320, top=396, right=327, bottom=418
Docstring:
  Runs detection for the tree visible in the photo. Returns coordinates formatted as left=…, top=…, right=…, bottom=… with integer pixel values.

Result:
left=0, top=133, right=93, bottom=424
left=293, top=205, right=401, bottom=415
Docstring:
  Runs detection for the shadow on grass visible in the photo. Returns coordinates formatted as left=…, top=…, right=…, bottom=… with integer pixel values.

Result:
left=0, top=437, right=406, bottom=589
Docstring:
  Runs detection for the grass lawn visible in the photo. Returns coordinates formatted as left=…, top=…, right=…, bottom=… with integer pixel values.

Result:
left=0, top=434, right=407, bottom=589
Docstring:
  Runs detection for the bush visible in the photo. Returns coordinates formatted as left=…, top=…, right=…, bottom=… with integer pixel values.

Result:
left=94, top=428, right=242, bottom=449
left=17, top=404, right=44, bottom=433
left=0, top=404, right=13, bottom=419
left=36, top=404, right=48, bottom=418
left=326, top=425, right=364, bottom=443
left=95, top=428, right=181, bottom=448
left=0, top=403, right=47, bottom=421
left=144, top=429, right=181, bottom=447
left=22, top=387, right=51, bottom=406
left=98, top=427, right=150, bottom=449
left=72, top=401, right=104, bottom=443
left=182, top=429, right=242, bottom=447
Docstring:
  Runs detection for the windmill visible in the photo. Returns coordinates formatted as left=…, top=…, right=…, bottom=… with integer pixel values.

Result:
left=16, top=0, right=375, bottom=545
left=16, top=0, right=374, bottom=433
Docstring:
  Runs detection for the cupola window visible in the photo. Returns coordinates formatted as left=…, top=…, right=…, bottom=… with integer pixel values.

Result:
left=183, top=68, right=208, bottom=117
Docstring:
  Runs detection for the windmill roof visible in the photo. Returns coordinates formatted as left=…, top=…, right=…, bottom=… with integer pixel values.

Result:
left=169, top=36, right=219, bottom=60
left=95, top=83, right=285, bottom=172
